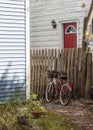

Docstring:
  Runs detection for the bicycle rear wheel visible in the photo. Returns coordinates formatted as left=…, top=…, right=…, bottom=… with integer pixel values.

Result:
left=59, top=84, right=71, bottom=105
left=45, top=82, right=54, bottom=102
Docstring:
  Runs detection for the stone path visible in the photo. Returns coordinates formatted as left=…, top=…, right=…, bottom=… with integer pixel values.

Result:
left=45, top=100, right=93, bottom=130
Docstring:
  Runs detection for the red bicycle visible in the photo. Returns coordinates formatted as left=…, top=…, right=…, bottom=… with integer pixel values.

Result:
left=45, top=71, right=72, bottom=105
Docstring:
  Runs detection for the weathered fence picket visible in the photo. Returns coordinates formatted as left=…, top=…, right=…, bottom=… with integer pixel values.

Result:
left=78, top=48, right=82, bottom=97
left=30, top=48, right=92, bottom=99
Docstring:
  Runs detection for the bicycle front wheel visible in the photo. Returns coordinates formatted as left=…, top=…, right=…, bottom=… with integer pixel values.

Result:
left=59, top=84, right=71, bottom=106
left=45, top=82, right=54, bottom=102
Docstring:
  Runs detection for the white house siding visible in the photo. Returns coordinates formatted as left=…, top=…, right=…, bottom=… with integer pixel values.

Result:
left=0, top=0, right=26, bottom=103
left=30, top=0, right=92, bottom=49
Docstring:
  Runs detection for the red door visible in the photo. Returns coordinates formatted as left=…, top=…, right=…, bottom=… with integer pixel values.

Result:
left=63, top=22, right=77, bottom=48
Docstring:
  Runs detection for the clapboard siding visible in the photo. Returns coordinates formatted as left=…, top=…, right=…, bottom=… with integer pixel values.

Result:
left=0, top=74, right=25, bottom=79
left=30, top=0, right=92, bottom=49
left=0, top=0, right=26, bottom=103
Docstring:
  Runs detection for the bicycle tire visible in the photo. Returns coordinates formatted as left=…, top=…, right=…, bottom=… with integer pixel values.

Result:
left=45, top=82, right=54, bottom=102
left=59, top=83, right=71, bottom=106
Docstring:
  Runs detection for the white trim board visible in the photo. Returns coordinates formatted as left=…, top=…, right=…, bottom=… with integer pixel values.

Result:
left=26, top=0, right=30, bottom=100
left=59, top=20, right=79, bottom=48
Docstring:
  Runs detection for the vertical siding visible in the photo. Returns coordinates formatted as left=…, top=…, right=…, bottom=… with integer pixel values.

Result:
left=0, top=0, right=26, bottom=103
left=30, top=0, right=92, bottom=49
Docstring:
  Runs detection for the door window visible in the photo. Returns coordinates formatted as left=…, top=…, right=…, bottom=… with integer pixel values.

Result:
left=65, top=25, right=76, bottom=34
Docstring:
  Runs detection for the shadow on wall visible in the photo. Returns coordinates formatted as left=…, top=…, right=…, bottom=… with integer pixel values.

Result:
left=0, top=62, right=26, bottom=104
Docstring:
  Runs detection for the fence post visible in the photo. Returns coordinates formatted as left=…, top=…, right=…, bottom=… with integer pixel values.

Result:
left=80, top=52, right=87, bottom=98
left=85, top=53, right=92, bottom=98
left=73, top=48, right=78, bottom=98
left=78, top=48, right=82, bottom=97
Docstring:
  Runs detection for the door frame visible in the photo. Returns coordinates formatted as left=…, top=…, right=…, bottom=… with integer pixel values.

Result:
left=59, top=20, right=79, bottom=48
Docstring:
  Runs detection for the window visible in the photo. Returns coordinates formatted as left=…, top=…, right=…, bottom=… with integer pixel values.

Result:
left=65, top=25, right=76, bottom=34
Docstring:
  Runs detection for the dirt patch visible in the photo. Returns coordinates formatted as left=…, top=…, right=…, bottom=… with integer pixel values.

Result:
left=45, top=99, right=93, bottom=130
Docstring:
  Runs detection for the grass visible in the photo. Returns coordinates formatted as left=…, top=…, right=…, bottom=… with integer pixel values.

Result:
left=0, top=99, right=78, bottom=130
left=35, top=111, right=78, bottom=130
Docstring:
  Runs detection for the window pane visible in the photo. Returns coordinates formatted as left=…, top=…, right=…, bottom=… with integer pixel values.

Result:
left=65, top=25, right=76, bottom=34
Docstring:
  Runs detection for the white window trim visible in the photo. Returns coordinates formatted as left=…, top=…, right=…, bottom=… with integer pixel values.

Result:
left=26, top=0, right=30, bottom=100
left=59, top=20, right=79, bottom=49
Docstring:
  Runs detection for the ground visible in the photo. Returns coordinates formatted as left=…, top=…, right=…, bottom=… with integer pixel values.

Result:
left=45, top=99, right=93, bottom=130
left=0, top=98, right=93, bottom=130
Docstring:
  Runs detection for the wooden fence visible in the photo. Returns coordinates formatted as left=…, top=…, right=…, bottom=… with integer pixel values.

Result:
left=30, top=48, right=92, bottom=99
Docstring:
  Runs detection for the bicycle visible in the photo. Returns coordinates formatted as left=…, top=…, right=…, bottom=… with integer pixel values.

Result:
left=45, top=71, right=72, bottom=106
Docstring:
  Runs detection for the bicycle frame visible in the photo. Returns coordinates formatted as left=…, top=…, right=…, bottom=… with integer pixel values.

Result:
left=52, top=76, right=72, bottom=96
left=52, top=77, right=62, bottom=96
left=52, top=78, right=60, bottom=95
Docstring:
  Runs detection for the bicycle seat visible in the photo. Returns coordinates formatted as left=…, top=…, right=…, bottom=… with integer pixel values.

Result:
left=61, top=72, right=67, bottom=80
left=61, top=76, right=67, bottom=80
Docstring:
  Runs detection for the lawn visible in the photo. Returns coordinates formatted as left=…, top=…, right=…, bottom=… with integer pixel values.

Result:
left=0, top=98, right=78, bottom=130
